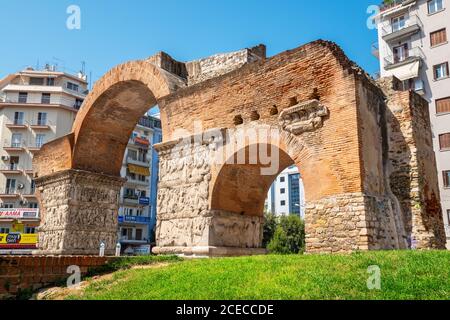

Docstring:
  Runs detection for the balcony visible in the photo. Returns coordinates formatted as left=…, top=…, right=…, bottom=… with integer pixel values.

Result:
left=126, top=177, right=150, bottom=187
left=28, top=120, right=53, bottom=130
left=5, top=121, right=27, bottom=130
left=119, top=237, right=148, bottom=244
left=3, top=140, right=26, bottom=152
left=382, top=14, right=422, bottom=43
left=27, top=143, right=44, bottom=153
left=384, top=46, right=424, bottom=70
left=414, top=79, right=425, bottom=95
left=0, top=164, right=23, bottom=175
left=0, top=96, right=83, bottom=111
left=118, top=215, right=151, bottom=225
left=380, top=0, right=416, bottom=13
left=128, top=137, right=150, bottom=149
left=0, top=188, right=20, bottom=198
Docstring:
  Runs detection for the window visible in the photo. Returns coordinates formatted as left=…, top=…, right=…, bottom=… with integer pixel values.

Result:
left=46, top=78, right=55, bottom=86
left=128, top=149, right=138, bottom=161
left=135, top=229, right=143, bottom=241
left=0, top=228, right=10, bottom=234
left=37, top=112, right=47, bottom=126
left=436, top=97, right=450, bottom=114
left=35, top=134, right=45, bottom=148
left=30, top=180, right=36, bottom=194
left=1, top=203, right=14, bottom=209
left=439, top=133, right=450, bottom=150
left=5, top=179, right=16, bottom=194
left=75, top=99, right=83, bottom=110
left=391, top=15, right=406, bottom=32
left=280, top=188, right=286, bottom=194
left=280, top=200, right=286, bottom=206
left=434, top=62, right=449, bottom=80
left=41, top=93, right=51, bottom=104
left=14, top=112, right=24, bottom=125
left=29, top=77, right=44, bottom=85
left=280, top=177, right=285, bottom=183
left=66, top=82, right=79, bottom=92
left=447, top=209, right=450, bottom=224
left=9, top=157, right=19, bottom=170
left=393, top=44, right=409, bottom=63
left=428, top=0, right=444, bottom=14
left=11, top=133, right=22, bottom=147
left=29, top=202, right=38, bottom=209
left=25, top=227, right=36, bottom=234
left=18, top=92, right=28, bottom=103
left=431, top=29, right=447, bottom=47
left=444, top=170, right=450, bottom=188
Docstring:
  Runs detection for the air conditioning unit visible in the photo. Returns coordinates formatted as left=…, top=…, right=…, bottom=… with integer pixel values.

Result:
left=18, top=183, right=25, bottom=190
left=1, top=156, right=10, bottom=161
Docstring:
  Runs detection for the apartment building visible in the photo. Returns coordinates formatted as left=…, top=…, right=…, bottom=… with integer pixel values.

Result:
left=265, top=166, right=305, bottom=218
left=374, top=0, right=450, bottom=247
left=0, top=66, right=87, bottom=253
left=118, top=114, right=162, bottom=255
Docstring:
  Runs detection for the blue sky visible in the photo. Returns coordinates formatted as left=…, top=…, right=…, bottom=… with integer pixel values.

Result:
left=0, top=0, right=380, bottom=84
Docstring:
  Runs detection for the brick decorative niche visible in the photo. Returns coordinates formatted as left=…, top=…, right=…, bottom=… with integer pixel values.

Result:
left=0, top=256, right=114, bottom=300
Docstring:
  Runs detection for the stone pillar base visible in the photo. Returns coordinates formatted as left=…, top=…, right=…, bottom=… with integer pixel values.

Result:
left=152, top=246, right=267, bottom=258
left=34, top=169, right=125, bottom=256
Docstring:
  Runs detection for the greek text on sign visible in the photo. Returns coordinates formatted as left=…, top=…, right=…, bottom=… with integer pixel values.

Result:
left=0, top=208, right=39, bottom=219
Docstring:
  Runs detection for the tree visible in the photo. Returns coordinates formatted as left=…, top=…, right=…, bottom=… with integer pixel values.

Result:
left=267, top=215, right=305, bottom=254
left=262, top=212, right=278, bottom=247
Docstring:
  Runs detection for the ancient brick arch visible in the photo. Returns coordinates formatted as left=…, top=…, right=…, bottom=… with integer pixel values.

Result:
left=33, top=40, right=446, bottom=256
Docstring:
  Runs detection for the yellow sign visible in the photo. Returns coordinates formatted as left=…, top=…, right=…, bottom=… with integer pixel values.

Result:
left=128, top=164, right=150, bottom=176
left=0, top=233, right=38, bottom=245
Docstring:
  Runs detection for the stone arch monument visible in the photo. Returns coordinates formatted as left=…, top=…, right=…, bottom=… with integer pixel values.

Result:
left=33, top=40, right=446, bottom=256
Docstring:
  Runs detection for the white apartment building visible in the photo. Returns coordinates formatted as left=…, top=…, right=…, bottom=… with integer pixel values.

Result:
left=118, top=114, right=161, bottom=255
left=265, top=166, right=305, bottom=218
left=0, top=66, right=87, bottom=252
left=374, top=0, right=450, bottom=247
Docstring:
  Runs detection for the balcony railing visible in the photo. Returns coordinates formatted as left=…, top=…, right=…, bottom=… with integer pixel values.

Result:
left=380, top=0, right=416, bottom=12
left=0, top=96, right=84, bottom=110
left=0, top=188, right=18, bottom=195
left=384, top=46, right=424, bottom=68
left=381, top=14, right=423, bottom=41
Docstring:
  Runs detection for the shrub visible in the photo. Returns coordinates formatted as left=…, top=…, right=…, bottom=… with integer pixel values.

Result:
left=266, top=215, right=305, bottom=254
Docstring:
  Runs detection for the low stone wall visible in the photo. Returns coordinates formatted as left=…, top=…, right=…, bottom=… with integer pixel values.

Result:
left=0, top=256, right=114, bottom=299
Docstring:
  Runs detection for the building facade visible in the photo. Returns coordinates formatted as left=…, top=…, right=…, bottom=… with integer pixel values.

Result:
left=374, top=0, right=450, bottom=247
left=0, top=66, right=87, bottom=253
left=265, top=166, right=306, bottom=218
left=118, top=114, right=161, bottom=255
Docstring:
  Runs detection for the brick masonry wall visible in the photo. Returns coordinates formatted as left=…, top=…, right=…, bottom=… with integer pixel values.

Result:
left=0, top=256, right=114, bottom=299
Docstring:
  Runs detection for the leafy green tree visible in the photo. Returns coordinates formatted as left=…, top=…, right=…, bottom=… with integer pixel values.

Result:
left=267, top=215, right=305, bottom=254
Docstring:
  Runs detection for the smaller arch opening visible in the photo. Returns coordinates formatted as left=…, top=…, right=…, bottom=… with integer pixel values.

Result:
left=233, top=115, right=244, bottom=125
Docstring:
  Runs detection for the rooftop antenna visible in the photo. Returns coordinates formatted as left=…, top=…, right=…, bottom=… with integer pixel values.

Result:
left=52, top=56, right=65, bottom=72
left=81, top=61, right=86, bottom=75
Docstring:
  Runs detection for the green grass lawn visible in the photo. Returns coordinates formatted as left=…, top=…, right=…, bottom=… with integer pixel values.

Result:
left=67, top=251, right=450, bottom=300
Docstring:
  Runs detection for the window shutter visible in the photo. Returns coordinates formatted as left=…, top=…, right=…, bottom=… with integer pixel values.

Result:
left=436, top=97, right=450, bottom=114
left=439, top=133, right=450, bottom=150
left=431, top=29, right=447, bottom=46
